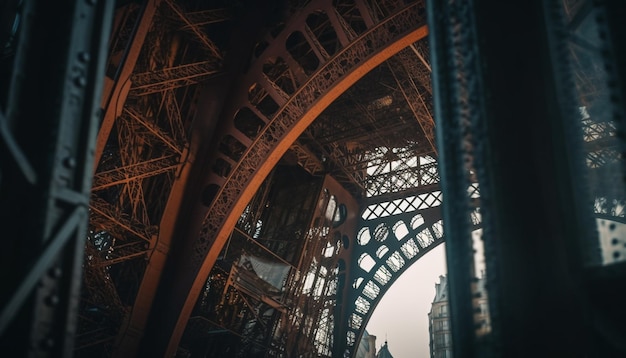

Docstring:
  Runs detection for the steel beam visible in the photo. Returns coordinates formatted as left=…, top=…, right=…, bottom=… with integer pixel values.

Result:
left=94, top=0, right=162, bottom=170
left=0, top=0, right=113, bottom=356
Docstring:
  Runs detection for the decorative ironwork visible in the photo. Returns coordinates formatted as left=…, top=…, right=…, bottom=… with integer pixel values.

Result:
left=195, top=1, right=427, bottom=267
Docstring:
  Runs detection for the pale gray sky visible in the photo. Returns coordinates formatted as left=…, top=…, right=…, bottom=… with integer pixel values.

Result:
left=365, top=243, right=447, bottom=358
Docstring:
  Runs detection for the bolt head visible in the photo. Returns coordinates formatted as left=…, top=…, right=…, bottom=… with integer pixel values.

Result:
left=63, top=157, right=76, bottom=168
left=48, top=266, right=62, bottom=278
left=78, top=52, right=90, bottom=62
left=74, top=76, right=87, bottom=87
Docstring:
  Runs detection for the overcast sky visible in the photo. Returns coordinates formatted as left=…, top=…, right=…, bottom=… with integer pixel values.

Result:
left=365, top=243, right=447, bottom=358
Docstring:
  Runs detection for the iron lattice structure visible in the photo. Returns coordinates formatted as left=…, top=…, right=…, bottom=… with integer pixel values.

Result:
left=1, top=0, right=625, bottom=357
left=80, top=1, right=442, bottom=356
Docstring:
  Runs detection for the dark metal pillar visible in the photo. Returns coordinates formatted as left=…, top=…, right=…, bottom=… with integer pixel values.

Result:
left=428, top=0, right=626, bottom=357
left=0, top=0, right=113, bottom=356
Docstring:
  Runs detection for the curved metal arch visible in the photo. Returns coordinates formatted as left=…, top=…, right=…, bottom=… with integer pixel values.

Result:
left=337, top=181, right=484, bottom=357
left=193, top=2, right=427, bottom=267
left=151, top=1, right=430, bottom=355
left=339, top=205, right=624, bottom=358
left=344, top=205, right=445, bottom=346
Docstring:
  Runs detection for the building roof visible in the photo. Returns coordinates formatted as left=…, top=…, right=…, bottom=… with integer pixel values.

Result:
left=376, top=341, right=394, bottom=358
left=433, top=275, right=448, bottom=303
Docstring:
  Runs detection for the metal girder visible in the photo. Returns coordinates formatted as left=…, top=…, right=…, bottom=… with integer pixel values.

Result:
left=94, top=241, right=151, bottom=267
left=127, top=1, right=431, bottom=356
left=89, top=196, right=157, bottom=243
left=564, top=0, right=626, bottom=270
left=163, top=0, right=222, bottom=59
left=85, top=1, right=232, bottom=355
left=95, top=0, right=162, bottom=169
left=0, top=0, right=114, bottom=356
left=91, top=155, right=179, bottom=191
left=129, top=60, right=220, bottom=96
left=178, top=8, right=230, bottom=28
left=83, top=12, right=208, bottom=349
left=336, top=186, right=454, bottom=357
left=387, top=51, right=436, bottom=154
left=122, top=107, right=182, bottom=154
left=79, top=0, right=443, bottom=356
left=428, top=1, right=626, bottom=357
left=7, top=0, right=626, bottom=357
left=106, top=3, right=141, bottom=62
left=288, top=142, right=326, bottom=175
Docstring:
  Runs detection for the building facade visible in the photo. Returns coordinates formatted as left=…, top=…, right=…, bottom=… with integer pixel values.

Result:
left=356, top=331, right=396, bottom=358
left=428, top=275, right=489, bottom=358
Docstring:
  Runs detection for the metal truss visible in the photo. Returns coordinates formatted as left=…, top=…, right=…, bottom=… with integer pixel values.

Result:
left=297, top=57, right=436, bottom=199
left=336, top=152, right=478, bottom=357
left=71, top=0, right=477, bottom=356
left=79, top=0, right=227, bottom=355
left=8, top=0, right=625, bottom=357
left=163, top=0, right=223, bottom=60
left=177, top=170, right=349, bottom=357
left=91, top=155, right=179, bottom=191
left=129, top=1, right=432, bottom=356
left=13, top=0, right=448, bottom=356
left=338, top=190, right=446, bottom=356
left=386, top=46, right=436, bottom=154
left=129, top=60, right=221, bottom=96
left=287, top=142, right=326, bottom=176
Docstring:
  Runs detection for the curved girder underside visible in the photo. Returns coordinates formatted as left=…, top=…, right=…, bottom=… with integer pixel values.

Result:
left=345, top=199, right=445, bottom=352
left=338, top=182, right=481, bottom=356
left=192, top=3, right=428, bottom=277
left=135, top=0, right=431, bottom=355
left=84, top=0, right=438, bottom=355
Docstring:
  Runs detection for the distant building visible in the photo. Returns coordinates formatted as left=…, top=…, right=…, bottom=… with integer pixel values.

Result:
left=376, top=340, right=394, bottom=358
left=428, top=275, right=452, bottom=358
left=355, top=330, right=377, bottom=358
left=428, top=275, right=490, bottom=358
left=355, top=331, right=395, bottom=358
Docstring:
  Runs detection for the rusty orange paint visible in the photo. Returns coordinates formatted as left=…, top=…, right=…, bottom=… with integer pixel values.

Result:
left=165, top=24, right=429, bottom=356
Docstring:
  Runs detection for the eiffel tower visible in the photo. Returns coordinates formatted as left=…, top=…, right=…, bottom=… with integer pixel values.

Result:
left=1, top=0, right=625, bottom=357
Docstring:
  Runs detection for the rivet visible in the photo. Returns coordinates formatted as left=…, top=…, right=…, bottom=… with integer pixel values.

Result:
left=78, top=52, right=90, bottom=63
left=63, top=157, right=76, bottom=169
left=48, top=266, right=62, bottom=278
left=74, top=76, right=87, bottom=87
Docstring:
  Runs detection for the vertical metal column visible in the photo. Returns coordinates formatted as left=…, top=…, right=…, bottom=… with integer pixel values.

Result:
left=427, top=0, right=626, bottom=357
left=0, top=0, right=113, bottom=357
left=428, top=1, right=485, bottom=356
